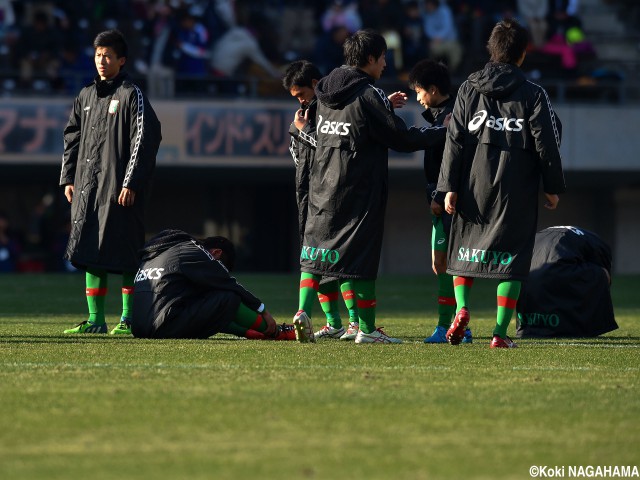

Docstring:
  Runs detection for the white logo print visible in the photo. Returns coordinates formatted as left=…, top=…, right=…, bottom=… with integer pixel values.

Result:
left=317, top=115, right=351, bottom=136
left=468, top=110, right=488, bottom=131
left=468, top=109, right=525, bottom=132
left=437, top=239, right=446, bottom=245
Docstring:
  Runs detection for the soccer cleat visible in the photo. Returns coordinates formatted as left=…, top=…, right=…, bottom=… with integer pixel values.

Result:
left=355, top=327, right=402, bottom=344
left=244, top=324, right=297, bottom=341
left=293, top=310, right=315, bottom=343
left=314, top=324, right=346, bottom=340
left=462, top=328, right=473, bottom=344
left=63, top=320, right=107, bottom=334
left=490, top=335, right=518, bottom=349
left=424, top=325, right=447, bottom=343
left=109, top=317, right=132, bottom=335
left=270, top=324, right=297, bottom=341
left=339, top=321, right=359, bottom=341
left=446, top=307, right=470, bottom=345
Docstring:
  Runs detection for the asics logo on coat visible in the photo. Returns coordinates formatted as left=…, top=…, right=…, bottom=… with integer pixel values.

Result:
left=317, top=115, right=351, bottom=136
left=134, top=267, right=164, bottom=282
left=468, top=109, right=524, bottom=132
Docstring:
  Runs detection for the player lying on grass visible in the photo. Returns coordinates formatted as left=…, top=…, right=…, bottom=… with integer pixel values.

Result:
left=131, top=229, right=310, bottom=341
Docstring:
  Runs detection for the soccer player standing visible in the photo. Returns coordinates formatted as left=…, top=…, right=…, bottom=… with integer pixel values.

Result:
left=407, top=59, right=472, bottom=344
left=60, top=30, right=162, bottom=335
left=438, top=19, right=566, bottom=348
left=283, top=60, right=361, bottom=341
left=294, top=29, right=445, bottom=344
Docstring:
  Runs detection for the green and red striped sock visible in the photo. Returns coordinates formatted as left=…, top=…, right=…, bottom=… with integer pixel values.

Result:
left=318, top=280, right=342, bottom=328
left=121, top=272, right=135, bottom=320
left=437, top=273, right=456, bottom=328
left=86, top=269, right=107, bottom=325
left=354, top=279, right=376, bottom=334
left=340, top=280, right=358, bottom=324
left=298, top=272, right=320, bottom=317
left=453, top=276, right=474, bottom=313
left=494, top=280, right=521, bottom=338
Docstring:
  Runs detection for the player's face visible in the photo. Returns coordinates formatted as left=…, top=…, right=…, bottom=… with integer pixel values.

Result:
left=368, top=53, right=387, bottom=80
left=94, top=46, right=125, bottom=80
left=414, top=86, right=435, bottom=109
left=289, top=85, right=315, bottom=106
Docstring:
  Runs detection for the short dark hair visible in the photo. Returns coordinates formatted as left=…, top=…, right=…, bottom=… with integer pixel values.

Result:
left=93, top=29, right=128, bottom=59
left=343, top=29, right=387, bottom=68
left=486, top=18, right=529, bottom=64
left=282, top=60, right=322, bottom=91
left=199, top=236, right=236, bottom=272
left=408, top=59, right=451, bottom=94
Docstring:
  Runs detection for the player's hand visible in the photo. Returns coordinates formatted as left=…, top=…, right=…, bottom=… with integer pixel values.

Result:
left=118, top=187, right=136, bottom=207
left=430, top=199, right=443, bottom=216
left=543, top=193, right=559, bottom=210
left=261, top=309, right=277, bottom=336
left=294, top=107, right=308, bottom=131
left=445, top=192, right=457, bottom=214
left=388, top=91, right=408, bottom=109
left=64, top=184, right=74, bottom=203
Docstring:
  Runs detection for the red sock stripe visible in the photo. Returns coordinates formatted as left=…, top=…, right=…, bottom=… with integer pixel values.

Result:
left=438, top=296, right=456, bottom=306
left=86, top=288, right=107, bottom=296
left=122, top=286, right=134, bottom=295
left=318, top=291, right=339, bottom=303
left=453, top=277, right=474, bottom=288
left=300, top=278, right=319, bottom=290
left=357, top=299, right=377, bottom=309
left=497, top=296, right=518, bottom=309
left=249, top=315, right=263, bottom=331
left=342, top=289, right=355, bottom=300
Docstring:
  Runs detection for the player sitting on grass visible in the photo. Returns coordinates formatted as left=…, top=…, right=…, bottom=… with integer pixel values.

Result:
left=130, top=229, right=298, bottom=341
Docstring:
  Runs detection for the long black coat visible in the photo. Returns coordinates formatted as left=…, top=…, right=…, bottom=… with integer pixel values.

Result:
left=60, top=72, right=162, bottom=273
left=302, top=66, right=445, bottom=279
left=438, top=63, right=566, bottom=280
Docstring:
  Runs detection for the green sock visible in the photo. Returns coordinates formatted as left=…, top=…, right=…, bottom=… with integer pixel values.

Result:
left=340, top=280, right=358, bottom=324
left=221, top=321, right=248, bottom=337
left=86, top=269, right=107, bottom=325
left=121, top=272, right=135, bottom=320
left=318, top=280, right=342, bottom=328
left=453, top=276, right=474, bottom=313
left=353, top=279, right=376, bottom=334
left=298, top=272, right=320, bottom=316
left=234, top=302, right=268, bottom=333
left=437, top=273, right=456, bottom=328
left=494, top=280, right=521, bottom=338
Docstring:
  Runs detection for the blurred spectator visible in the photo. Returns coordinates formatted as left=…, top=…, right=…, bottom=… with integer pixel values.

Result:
left=17, top=9, right=62, bottom=91
left=360, top=0, right=405, bottom=73
left=423, top=0, right=463, bottom=73
left=0, top=210, right=21, bottom=273
left=142, top=1, right=178, bottom=98
left=548, top=0, right=582, bottom=37
left=517, top=0, right=548, bottom=47
left=208, top=0, right=280, bottom=79
left=321, top=0, right=362, bottom=34
left=401, top=1, right=429, bottom=74
left=313, top=25, right=349, bottom=76
left=175, top=8, right=210, bottom=78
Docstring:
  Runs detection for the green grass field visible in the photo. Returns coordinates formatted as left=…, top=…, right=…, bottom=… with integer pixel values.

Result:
left=1, top=273, right=638, bottom=480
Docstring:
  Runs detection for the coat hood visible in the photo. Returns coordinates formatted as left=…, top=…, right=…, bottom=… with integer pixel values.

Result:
left=467, top=62, right=526, bottom=100
left=315, top=66, right=373, bottom=109
left=140, top=229, right=193, bottom=261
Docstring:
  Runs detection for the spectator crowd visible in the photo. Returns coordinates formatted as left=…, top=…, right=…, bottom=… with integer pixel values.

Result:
left=0, top=0, right=600, bottom=98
